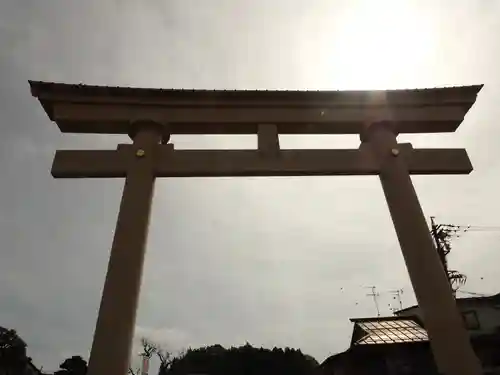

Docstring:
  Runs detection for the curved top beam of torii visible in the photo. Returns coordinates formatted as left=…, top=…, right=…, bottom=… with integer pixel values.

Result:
left=29, top=81, right=482, bottom=135
left=29, top=81, right=483, bottom=179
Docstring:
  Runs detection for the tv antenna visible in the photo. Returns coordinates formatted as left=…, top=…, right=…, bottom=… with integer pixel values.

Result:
left=389, top=289, right=404, bottom=312
left=365, top=286, right=380, bottom=316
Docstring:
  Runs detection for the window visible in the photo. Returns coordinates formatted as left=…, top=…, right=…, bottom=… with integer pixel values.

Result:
left=462, top=310, right=480, bottom=330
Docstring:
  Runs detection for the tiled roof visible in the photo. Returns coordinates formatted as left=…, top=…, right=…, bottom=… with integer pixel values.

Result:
left=28, top=80, right=484, bottom=135
left=351, top=316, right=428, bottom=345
left=28, top=80, right=483, bottom=104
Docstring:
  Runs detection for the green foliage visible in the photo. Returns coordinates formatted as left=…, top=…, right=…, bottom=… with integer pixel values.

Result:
left=160, top=343, right=318, bottom=375
left=0, top=326, right=29, bottom=375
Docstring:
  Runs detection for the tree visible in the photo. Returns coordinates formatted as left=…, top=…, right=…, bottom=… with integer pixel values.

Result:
left=54, top=356, right=87, bottom=375
left=129, top=337, right=175, bottom=375
left=161, top=344, right=318, bottom=375
left=0, top=326, right=29, bottom=375
left=156, top=346, right=176, bottom=375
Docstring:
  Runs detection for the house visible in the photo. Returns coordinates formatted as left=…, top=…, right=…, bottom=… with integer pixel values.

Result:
left=320, top=293, right=500, bottom=375
left=319, top=315, right=438, bottom=375
left=396, top=292, right=500, bottom=337
left=396, top=292, right=500, bottom=374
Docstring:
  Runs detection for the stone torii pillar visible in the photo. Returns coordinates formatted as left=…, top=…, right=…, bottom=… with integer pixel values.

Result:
left=29, top=81, right=483, bottom=375
left=86, top=122, right=164, bottom=375
left=361, top=122, right=481, bottom=375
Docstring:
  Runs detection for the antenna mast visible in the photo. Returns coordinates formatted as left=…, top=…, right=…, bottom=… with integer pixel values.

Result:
left=365, top=286, right=381, bottom=317
left=389, top=289, right=404, bottom=311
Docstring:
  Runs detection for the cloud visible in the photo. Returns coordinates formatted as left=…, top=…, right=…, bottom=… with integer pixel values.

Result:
left=133, top=326, right=193, bottom=354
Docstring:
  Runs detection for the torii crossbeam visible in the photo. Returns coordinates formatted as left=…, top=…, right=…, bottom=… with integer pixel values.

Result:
left=30, top=81, right=483, bottom=375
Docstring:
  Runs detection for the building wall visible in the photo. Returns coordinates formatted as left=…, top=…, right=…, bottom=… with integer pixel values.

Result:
left=384, top=346, right=439, bottom=375
left=321, top=345, right=439, bottom=375
left=471, top=304, right=500, bottom=335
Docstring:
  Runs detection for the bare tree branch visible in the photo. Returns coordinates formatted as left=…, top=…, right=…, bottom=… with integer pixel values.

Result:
left=156, top=346, right=180, bottom=374
left=156, top=349, right=170, bottom=365
left=140, top=337, right=158, bottom=358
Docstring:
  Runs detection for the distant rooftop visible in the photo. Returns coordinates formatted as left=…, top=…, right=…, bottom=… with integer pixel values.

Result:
left=350, top=316, right=428, bottom=346
left=395, top=292, right=500, bottom=315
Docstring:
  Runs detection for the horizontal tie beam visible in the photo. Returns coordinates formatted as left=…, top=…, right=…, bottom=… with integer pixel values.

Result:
left=51, top=145, right=473, bottom=179
left=51, top=149, right=131, bottom=178
left=52, top=102, right=468, bottom=134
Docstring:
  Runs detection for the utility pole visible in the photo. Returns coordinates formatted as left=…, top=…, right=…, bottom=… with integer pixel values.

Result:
left=430, top=216, right=447, bottom=273
left=429, top=217, right=467, bottom=294
left=365, top=286, right=381, bottom=317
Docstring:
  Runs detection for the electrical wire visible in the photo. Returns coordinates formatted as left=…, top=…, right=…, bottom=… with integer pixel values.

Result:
left=437, top=224, right=500, bottom=234
left=464, top=226, right=500, bottom=232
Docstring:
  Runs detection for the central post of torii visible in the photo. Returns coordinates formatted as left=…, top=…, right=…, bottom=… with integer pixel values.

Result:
left=29, top=81, right=484, bottom=375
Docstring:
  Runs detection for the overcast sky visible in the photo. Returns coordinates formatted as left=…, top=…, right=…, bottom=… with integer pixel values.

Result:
left=1, top=0, right=500, bottom=372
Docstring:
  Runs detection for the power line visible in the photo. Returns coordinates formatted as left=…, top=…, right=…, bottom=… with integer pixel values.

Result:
left=462, top=226, right=500, bottom=232
left=429, top=217, right=500, bottom=294
left=435, top=223, right=500, bottom=233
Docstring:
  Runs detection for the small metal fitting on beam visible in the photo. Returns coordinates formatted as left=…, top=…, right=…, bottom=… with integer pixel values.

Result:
left=391, top=148, right=400, bottom=156
left=135, top=149, right=145, bottom=157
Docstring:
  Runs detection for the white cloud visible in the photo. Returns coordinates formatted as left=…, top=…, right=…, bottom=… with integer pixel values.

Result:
left=133, top=325, right=193, bottom=354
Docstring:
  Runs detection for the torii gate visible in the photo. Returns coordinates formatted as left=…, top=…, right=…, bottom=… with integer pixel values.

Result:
left=30, top=81, right=483, bottom=375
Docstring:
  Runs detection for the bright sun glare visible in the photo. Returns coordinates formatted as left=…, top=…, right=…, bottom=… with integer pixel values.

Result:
left=331, top=2, right=436, bottom=90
